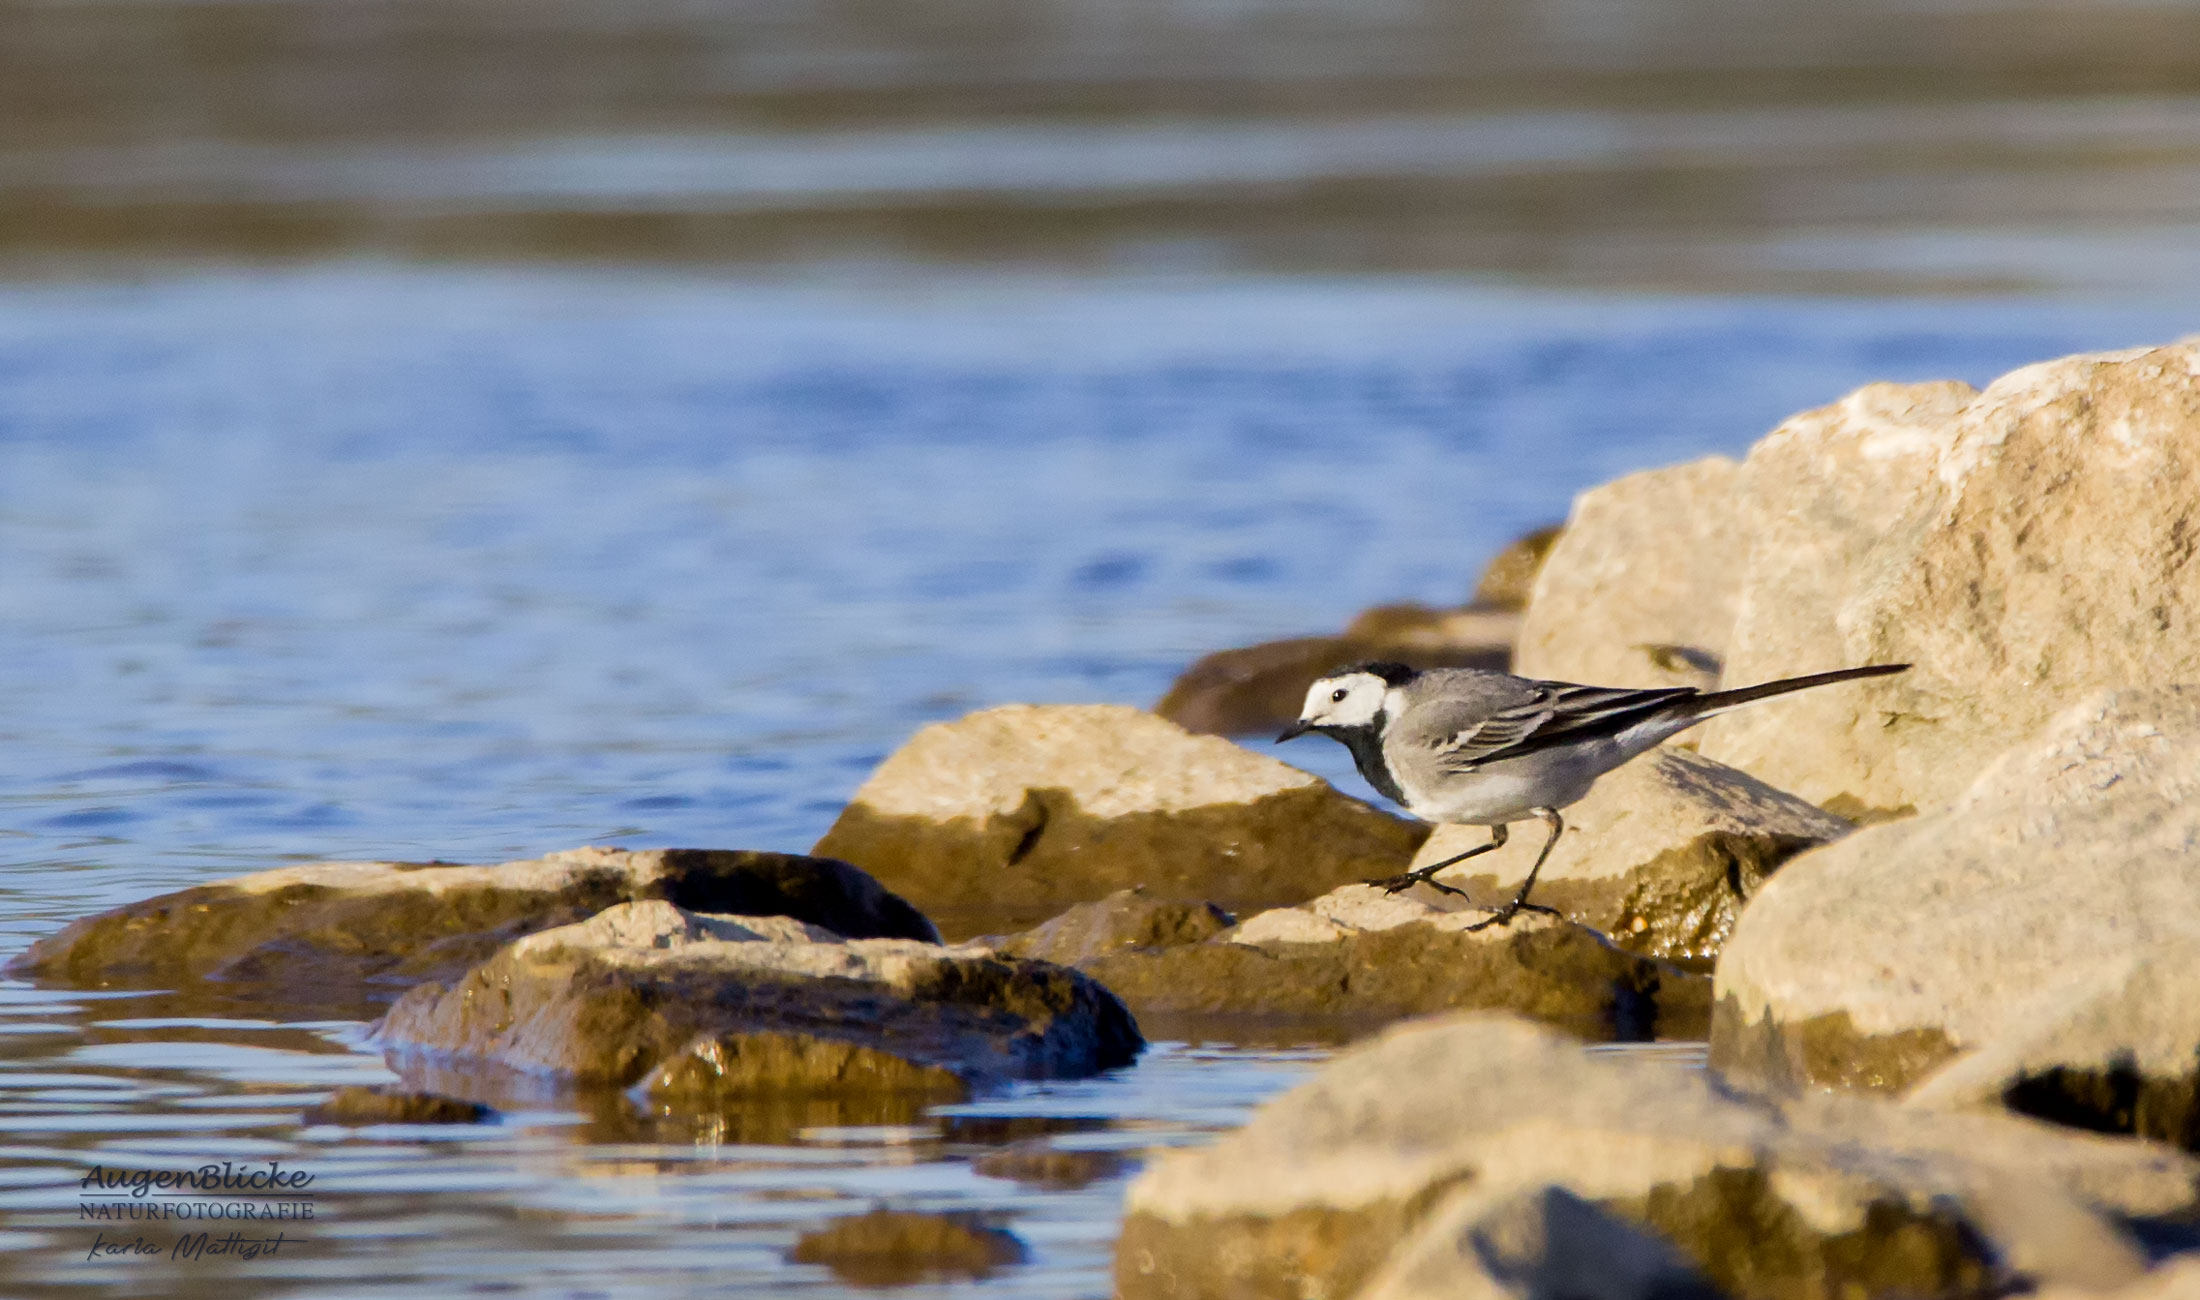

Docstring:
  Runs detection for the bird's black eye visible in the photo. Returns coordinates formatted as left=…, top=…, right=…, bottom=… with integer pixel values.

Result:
left=1330, top=688, right=1348, bottom=703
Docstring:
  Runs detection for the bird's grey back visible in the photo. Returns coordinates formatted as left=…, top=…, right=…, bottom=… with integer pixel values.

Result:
left=1386, top=669, right=1549, bottom=753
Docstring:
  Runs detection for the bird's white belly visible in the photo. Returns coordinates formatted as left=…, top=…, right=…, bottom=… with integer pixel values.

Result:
left=1397, top=742, right=1612, bottom=826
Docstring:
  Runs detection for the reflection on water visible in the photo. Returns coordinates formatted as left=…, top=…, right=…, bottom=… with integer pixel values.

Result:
left=0, top=976, right=1323, bottom=1299
left=0, top=268, right=2188, bottom=1294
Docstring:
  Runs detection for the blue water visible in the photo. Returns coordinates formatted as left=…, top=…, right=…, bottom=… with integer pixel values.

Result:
left=0, top=267, right=2187, bottom=1296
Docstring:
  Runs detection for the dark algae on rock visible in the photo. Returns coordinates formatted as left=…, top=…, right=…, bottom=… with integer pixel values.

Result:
left=7, top=846, right=938, bottom=996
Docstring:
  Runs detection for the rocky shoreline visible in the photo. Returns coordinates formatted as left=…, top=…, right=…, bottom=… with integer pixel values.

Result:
left=15, top=341, right=2200, bottom=1297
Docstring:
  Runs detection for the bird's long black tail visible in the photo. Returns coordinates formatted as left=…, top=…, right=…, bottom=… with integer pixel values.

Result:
left=1689, top=663, right=1908, bottom=716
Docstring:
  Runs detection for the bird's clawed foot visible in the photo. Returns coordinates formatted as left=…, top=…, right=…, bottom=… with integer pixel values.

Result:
left=1462, top=898, right=1563, bottom=931
left=1365, top=871, right=1471, bottom=900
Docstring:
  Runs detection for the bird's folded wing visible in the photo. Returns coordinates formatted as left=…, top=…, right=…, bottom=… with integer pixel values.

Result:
left=1425, top=682, right=1698, bottom=771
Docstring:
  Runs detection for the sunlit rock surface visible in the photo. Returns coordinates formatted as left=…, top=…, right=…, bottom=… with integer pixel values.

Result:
left=1514, top=456, right=1742, bottom=691
left=1406, top=745, right=1851, bottom=964
left=1701, top=345, right=2200, bottom=817
left=1071, top=897, right=1695, bottom=1041
left=1714, top=687, right=2200, bottom=1143
left=812, top=704, right=1427, bottom=937
left=1118, top=1015, right=2195, bottom=1300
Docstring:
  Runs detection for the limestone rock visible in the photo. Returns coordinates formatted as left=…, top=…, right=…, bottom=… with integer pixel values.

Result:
left=7, top=846, right=939, bottom=995
left=1078, top=901, right=1698, bottom=1041
left=1407, top=746, right=1852, bottom=963
left=1514, top=456, right=1744, bottom=690
left=811, top=705, right=1428, bottom=937
left=1905, top=940, right=2200, bottom=1149
left=1356, top=1184, right=1724, bottom=1300
left=989, top=888, right=1233, bottom=965
left=1713, top=688, right=2200, bottom=1118
left=1701, top=346, right=2200, bottom=816
left=789, top=1209, right=1027, bottom=1286
left=1117, top=1015, right=2194, bottom=1300
left=375, top=900, right=1141, bottom=1106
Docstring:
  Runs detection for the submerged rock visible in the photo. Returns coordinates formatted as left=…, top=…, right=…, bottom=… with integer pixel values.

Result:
left=1714, top=687, right=2200, bottom=1138
left=972, top=1141, right=1133, bottom=1189
left=989, top=888, right=1233, bottom=965
left=1074, top=897, right=1699, bottom=1041
left=1117, top=1015, right=2195, bottom=1300
left=789, top=1209, right=1027, bottom=1286
left=375, top=900, right=1141, bottom=1108
left=7, top=846, right=938, bottom=995
left=1406, top=746, right=1851, bottom=964
left=302, top=1086, right=495, bottom=1127
left=1514, top=456, right=1744, bottom=691
left=1701, top=345, right=2200, bottom=816
left=811, top=704, right=1427, bottom=938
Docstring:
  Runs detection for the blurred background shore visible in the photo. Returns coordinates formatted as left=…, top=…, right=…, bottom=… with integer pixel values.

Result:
left=5, top=0, right=2200, bottom=292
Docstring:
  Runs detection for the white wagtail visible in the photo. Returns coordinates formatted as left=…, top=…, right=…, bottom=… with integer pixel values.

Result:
left=1277, top=661, right=1907, bottom=928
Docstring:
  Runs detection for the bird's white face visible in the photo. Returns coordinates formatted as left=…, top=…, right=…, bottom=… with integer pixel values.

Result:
left=1295, top=671, right=1389, bottom=731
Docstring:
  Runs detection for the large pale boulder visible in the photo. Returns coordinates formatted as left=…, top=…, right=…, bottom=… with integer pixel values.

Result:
left=1117, top=1015, right=2196, bottom=1300
left=1070, top=889, right=1702, bottom=1040
left=7, top=846, right=937, bottom=995
left=1405, top=746, right=1851, bottom=963
left=1700, top=346, right=2200, bottom=817
left=811, top=705, right=1428, bottom=938
left=1513, top=456, right=1744, bottom=690
left=1713, top=688, right=2200, bottom=1128
left=376, top=900, right=1141, bottom=1108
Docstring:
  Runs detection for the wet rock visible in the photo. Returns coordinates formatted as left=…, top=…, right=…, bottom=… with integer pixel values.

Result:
left=990, top=888, right=1233, bottom=965
left=1357, top=1184, right=1725, bottom=1300
left=789, top=1209, right=1027, bottom=1286
left=1713, top=688, right=2200, bottom=1119
left=972, top=1141, right=1133, bottom=1189
left=1155, top=612, right=1514, bottom=738
left=1117, top=1015, right=2195, bottom=1300
left=1514, top=456, right=1743, bottom=690
left=1078, top=900, right=1700, bottom=1041
left=1701, top=345, right=2200, bottom=816
left=811, top=704, right=1428, bottom=938
left=302, top=1086, right=495, bottom=1126
left=1407, top=746, right=1851, bottom=964
left=7, top=846, right=938, bottom=995
left=1153, top=526, right=1558, bottom=738
left=375, top=901, right=1141, bottom=1108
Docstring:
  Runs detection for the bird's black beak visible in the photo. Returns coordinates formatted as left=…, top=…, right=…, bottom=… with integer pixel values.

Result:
left=1276, top=720, right=1312, bottom=743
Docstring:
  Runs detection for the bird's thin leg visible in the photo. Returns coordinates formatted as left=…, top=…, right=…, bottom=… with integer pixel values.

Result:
left=1367, top=824, right=1507, bottom=898
left=1466, top=808, right=1566, bottom=930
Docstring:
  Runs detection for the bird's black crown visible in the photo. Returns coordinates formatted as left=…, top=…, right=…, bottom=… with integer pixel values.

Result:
left=1338, top=660, right=1419, bottom=687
